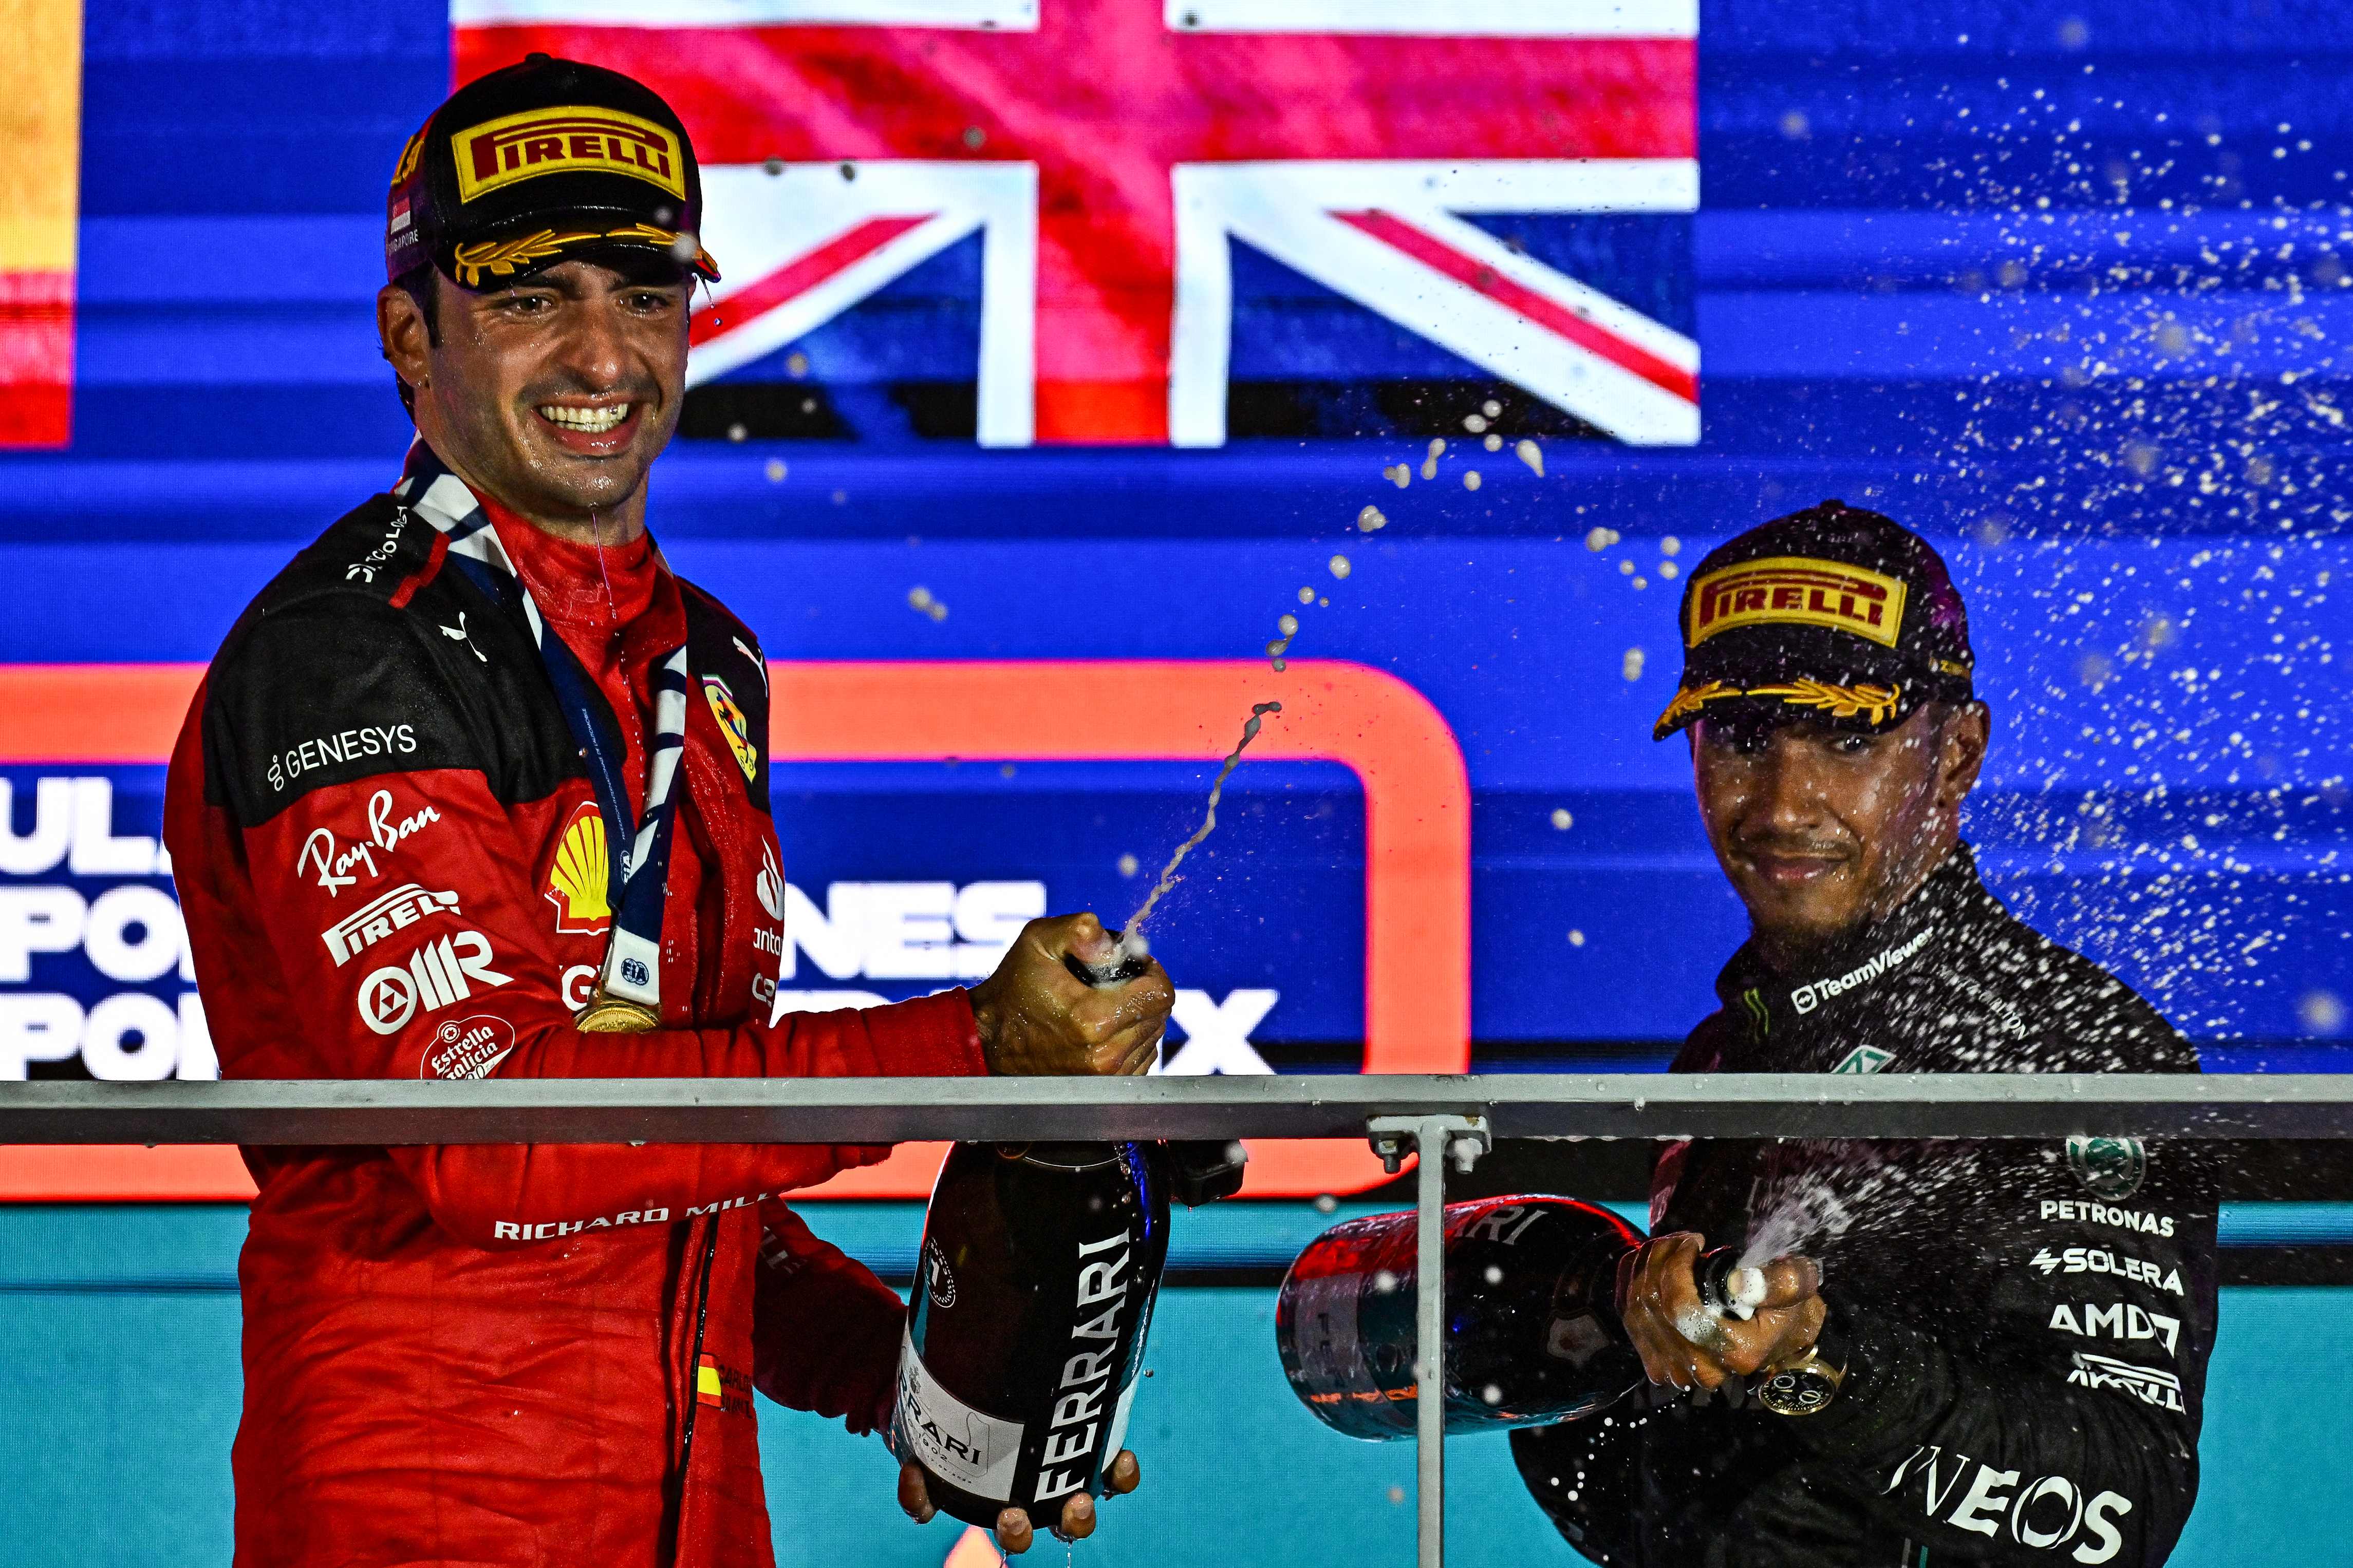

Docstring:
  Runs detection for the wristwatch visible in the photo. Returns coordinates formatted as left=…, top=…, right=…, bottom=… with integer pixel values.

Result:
left=1756, top=1313, right=1851, bottom=1417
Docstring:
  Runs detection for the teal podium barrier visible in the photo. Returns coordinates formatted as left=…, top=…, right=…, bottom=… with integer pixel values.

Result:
left=0, top=1204, right=2342, bottom=1566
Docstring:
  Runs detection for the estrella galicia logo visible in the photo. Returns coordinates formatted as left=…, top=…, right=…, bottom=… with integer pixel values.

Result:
left=2067, top=1135, right=2148, bottom=1200
left=621, top=957, right=651, bottom=988
left=923, top=1238, right=959, bottom=1310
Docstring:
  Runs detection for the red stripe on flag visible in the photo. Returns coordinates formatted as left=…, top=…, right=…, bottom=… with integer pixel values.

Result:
left=689, top=214, right=933, bottom=349
left=1333, top=210, right=1697, bottom=406
left=0, top=269, right=74, bottom=447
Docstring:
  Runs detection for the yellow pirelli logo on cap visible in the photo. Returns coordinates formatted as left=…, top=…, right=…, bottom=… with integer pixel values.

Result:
left=1687, top=555, right=1908, bottom=650
left=452, top=105, right=686, bottom=204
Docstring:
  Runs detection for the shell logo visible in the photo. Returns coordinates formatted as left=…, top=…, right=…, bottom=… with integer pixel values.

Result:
left=545, top=799, right=612, bottom=935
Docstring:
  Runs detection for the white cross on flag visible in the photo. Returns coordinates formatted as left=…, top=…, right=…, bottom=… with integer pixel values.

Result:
left=455, top=0, right=1700, bottom=446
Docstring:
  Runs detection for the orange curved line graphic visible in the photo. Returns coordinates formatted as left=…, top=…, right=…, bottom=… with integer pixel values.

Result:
left=0, top=659, right=1470, bottom=1200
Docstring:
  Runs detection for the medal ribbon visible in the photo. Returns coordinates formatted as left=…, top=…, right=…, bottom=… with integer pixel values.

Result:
left=397, top=451, right=688, bottom=1016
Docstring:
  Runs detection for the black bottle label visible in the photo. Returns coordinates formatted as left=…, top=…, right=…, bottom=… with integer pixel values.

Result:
left=895, top=1142, right=1168, bottom=1525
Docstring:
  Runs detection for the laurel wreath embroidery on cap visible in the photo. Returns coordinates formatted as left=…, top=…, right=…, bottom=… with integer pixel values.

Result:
left=1654, top=677, right=1903, bottom=736
left=1746, top=679, right=1902, bottom=725
left=451, top=223, right=717, bottom=287
left=1654, top=679, right=1741, bottom=733
left=452, top=228, right=605, bottom=285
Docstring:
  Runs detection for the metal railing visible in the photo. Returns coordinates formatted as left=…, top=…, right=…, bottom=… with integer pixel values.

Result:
left=6, top=1071, right=2350, bottom=1567
left=8, top=1071, right=2353, bottom=1144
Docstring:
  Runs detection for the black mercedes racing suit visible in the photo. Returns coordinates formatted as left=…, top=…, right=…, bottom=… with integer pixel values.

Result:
left=1513, top=844, right=2218, bottom=1567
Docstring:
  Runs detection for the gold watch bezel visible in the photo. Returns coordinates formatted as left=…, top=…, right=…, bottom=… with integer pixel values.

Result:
left=1756, top=1349, right=1846, bottom=1416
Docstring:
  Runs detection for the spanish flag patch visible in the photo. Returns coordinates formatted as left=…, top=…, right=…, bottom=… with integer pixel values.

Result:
left=696, top=1354, right=724, bottom=1408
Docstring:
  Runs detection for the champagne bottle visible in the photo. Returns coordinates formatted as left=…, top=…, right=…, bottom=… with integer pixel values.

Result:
left=1276, top=1194, right=1653, bottom=1439
left=894, top=1140, right=1171, bottom=1529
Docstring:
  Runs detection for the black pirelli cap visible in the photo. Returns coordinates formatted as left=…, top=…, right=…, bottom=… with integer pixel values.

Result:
left=385, top=53, right=719, bottom=291
left=1653, top=500, right=1976, bottom=742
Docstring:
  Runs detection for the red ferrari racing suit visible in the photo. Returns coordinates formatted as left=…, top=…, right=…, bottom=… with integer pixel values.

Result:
left=163, top=448, right=980, bottom=1567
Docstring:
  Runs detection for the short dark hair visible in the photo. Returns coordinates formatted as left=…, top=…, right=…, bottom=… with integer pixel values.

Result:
left=390, top=265, right=441, bottom=419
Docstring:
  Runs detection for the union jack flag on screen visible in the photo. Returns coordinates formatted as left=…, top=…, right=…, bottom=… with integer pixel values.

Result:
left=454, top=0, right=1698, bottom=447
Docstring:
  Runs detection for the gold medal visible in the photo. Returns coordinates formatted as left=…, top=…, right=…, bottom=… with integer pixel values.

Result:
left=574, top=989, right=662, bottom=1033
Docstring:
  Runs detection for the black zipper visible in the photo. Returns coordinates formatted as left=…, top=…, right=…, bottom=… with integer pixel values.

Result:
left=663, top=1218, right=724, bottom=1567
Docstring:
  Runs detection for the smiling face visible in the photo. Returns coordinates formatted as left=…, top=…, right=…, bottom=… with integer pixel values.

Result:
left=1690, top=702, right=1990, bottom=973
left=377, top=256, right=690, bottom=540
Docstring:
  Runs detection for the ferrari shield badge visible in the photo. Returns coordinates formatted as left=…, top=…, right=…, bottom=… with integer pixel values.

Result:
left=703, top=675, right=757, bottom=784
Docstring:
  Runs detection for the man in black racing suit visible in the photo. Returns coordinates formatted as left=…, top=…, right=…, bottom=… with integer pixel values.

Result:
left=1512, top=503, right=2217, bottom=1567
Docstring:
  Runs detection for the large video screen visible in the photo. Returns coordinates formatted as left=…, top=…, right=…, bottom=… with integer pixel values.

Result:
left=3, top=0, right=2347, bottom=1203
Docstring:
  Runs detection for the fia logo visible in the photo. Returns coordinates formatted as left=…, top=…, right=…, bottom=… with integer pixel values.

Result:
left=620, top=956, right=651, bottom=989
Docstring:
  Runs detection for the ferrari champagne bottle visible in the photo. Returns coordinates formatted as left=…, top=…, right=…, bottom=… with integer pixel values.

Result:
left=894, top=1141, right=1171, bottom=1529
left=1276, top=1194, right=1652, bottom=1438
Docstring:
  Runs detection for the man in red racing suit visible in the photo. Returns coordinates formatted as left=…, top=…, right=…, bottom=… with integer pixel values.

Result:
left=162, top=54, right=1169, bottom=1568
